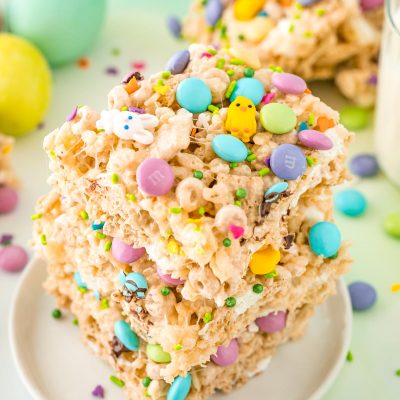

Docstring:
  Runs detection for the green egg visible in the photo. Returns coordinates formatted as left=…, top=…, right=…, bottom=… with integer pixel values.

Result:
left=260, top=103, right=297, bottom=134
left=146, top=343, right=172, bottom=364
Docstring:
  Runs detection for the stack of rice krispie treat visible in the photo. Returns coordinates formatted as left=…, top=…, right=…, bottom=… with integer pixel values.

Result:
left=32, top=45, right=352, bottom=399
left=177, top=0, right=383, bottom=106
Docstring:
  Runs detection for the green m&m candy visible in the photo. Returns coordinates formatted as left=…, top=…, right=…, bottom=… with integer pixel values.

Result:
left=260, top=103, right=297, bottom=134
left=146, top=343, right=172, bottom=363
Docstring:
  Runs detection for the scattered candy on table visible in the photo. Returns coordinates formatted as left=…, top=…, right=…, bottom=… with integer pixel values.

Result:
left=256, top=310, right=287, bottom=333
left=384, top=212, right=400, bottom=239
left=334, top=189, right=367, bottom=217
left=111, top=238, right=146, bottom=264
left=0, top=244, right=29, bottom=272
left=0, top=186, right=18, bottom=214
left=350, top=154, right=379, bottom=177
left=114, top=320, right=140, bottom=351
left=211, top=339, right=239, bottom=366
left=91, top=384, right=105, bottom=398
left=308, top=222, right=341, bottom=258
left=340, top=105, right=370, bottom=131
left=348, top=281, right=377, bottom=311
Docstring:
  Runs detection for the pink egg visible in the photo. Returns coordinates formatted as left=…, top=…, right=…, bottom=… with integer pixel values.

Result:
left=111, top=238, right=146, bottom=263
left=0, top=186, right=18, bottom=214
left=211, top=339, right=239, bottom=367
left=272, top=72, right=307, bottom=95
left=136, top=158, right=174, bottom=196
left=298, top=129, right=333, bottom=150
left=157, top=266, right=185, bottom=286
left=256, top=310, right=287, bottom=333
left=0, top=245, right=29, bottom=272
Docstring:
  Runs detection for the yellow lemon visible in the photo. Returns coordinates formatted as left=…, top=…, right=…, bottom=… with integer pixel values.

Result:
left=249, top=246, right=281, bottom=275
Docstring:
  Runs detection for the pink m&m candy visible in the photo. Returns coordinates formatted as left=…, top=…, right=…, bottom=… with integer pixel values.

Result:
left=157, top=266, right=185, bottom=286
left=137, top=158, right=174, bottom=196
left=211, top=339, right=239, bottom=367
left=360, top=0, right=383, bottom=10
left=0, top=245, right=29, bottom=272
left=256, top=310, right=287, bottom=333
left=111, top=238, right=146, bottom=264
left=298, top=130, right=333, bottom=150
left=272, top=72, right=307, bottom=95
left=0, top=186, right=18, bottom=214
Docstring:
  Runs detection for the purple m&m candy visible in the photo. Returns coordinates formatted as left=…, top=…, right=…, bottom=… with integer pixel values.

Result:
left=270, top=144, right=307, bottom=180
left=360, top=0, right=384, bottom=10
left=166, top=16, right=182, bottom=38
left=298, top=130, right=333, bottom=150
left=205, top=0, right=223, bottom=27
left=165, top=50, right=190, bottom=75
left=211, top=339, right=239, bottom=366
left=348, top=281, right=377, bottom=311
left=0, top=245, right=29, bottom=272
left=272, top=72, right=307, bottom=95
left=157, top=266, right=185, bottom=286
left=0, top=186, right=18, bottom=214
left=349, top=154, right=379, bottom=177
left=297, top=0, right=321, bottom=5
left=111, top=238, right=146, bottom=264
left=137, top=158, right=175, bottom=196
left=256, top=310, right=287, bottom=333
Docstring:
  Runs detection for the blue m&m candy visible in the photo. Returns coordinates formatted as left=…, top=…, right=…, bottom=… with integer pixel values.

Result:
left=211, top=134, right=248, bottom=162
left=270, top=144, right=307, bottom=180
left=166, top=16, right=182, bottom=38
left=308, top=222, right=341, bottom=258
left=230, top=78, right=265, bottom=106
left=205, top=0, right=223, bottom=26
left=264, top=182, right=289, bottom=202
left=167, top=374, right=192, bottom=400
left=114, top=320, right=139, bottom=351
left=176, top=78, right=212, bottom=113
left=124, top=272, right=148, bottom=299
left=334, top=189, right=367, bottom=217
left=165, top=50, right=190, bottom=75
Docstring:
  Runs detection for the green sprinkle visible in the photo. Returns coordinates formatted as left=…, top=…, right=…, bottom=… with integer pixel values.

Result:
left=120, top=106, right=128, bottom=111
left=52, top=308, right=62, bottom=319
left=225, top=297, right=236, bottom=308
left=80, top=210, right=89, bottom=220
left=40, top=234, right=47, bottom=246
left=112, top=47, right=120, bottom=56
left=235, top=188, right=247, bottom=199
left=220, top=25, right=228, bottom=39
left=346, top=351, right=353, bottom=362
left=111, top=173, right=119, bottom=184
left=396, top=369, right=400, bottom=377
left=49, top=150, right=56, bottom=159
left=247, top=148, right=252, bottom=156
left=223, top=238, right=231, bottom=247
left=142, top=377, right=152, bottom=388
left=110, top=375, right=125, bottom=388
left=193, top=170, right=204, bottom=179
left=100, top=298, right=109, bottom=309
left=230, top=58, right=244, bottom=66
left=216, top=58, right=226, bottom=69
left=308, top=113, right=315, bottom=126
left=225, top=81, right=237, bottom=99
left=161, top=287, right=171, bottom=296
left=208, top=104, right=219, bottom=114
left=288, top=24, right=295, bottom=33
left=328, top=252, right=339, bottom=260
left=269, top=65, right=284, bottom=73
left=31, top=213, right=42, bottom=220
left=295, top=2, right=303, bottom=10
left=304, top=31, right=313, bottom=38
left=126, top=193, right=137, bottom=201
left=258, top=167, right=271, bottom=177
left=306, top=156, right=316, bottom=167
left=253, top=284, right=264, bottom=294
left=246, top=154, right=257, bottom=162
left=78, top=287, right=88, bottom=294
left=198, top=206, right=205, bottom=215
left=208, top=48, right=217, bottom=55
left=238, top=33, right=245, bottom=41
left=227, top=69, right=235, bottom=77
left=72, top=318, right=79, bottom=325
left=265, top=270, right=278, bottom=279
left=95, top=232, right=106, bottom=240
left=104, top=240, right=112, bottom=252
left=234, top=200, right=242, bottom=207
left=294, top=13, right=301, bottom=20
left=170, top=207, right=182, bottom=214
left=157, top=79, right=165, bottom=86
left=203, top=312, right=213, bottom=323
left=244, top=67, right=255, bottom=77
left=161, top=71, right=171, bottom=79
left=173, top=343, right=183, bottom=351
left=315, top=8, right=326, bottom=16
left=229, top=162, right=238, bottom=169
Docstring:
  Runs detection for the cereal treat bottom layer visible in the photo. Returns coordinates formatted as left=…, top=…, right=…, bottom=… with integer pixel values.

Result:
left=179, top=0, right=383, bottom=106
left=0, top=133, right=18, bottom=188
left=34, top=44, right=352, bottom=398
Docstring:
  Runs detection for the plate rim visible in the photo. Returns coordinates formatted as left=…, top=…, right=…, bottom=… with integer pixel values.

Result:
left=9, top=257, right=352, bottom=400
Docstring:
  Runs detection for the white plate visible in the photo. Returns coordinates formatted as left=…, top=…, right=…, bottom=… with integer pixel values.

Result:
left=10, top=258, right=352, bottom=400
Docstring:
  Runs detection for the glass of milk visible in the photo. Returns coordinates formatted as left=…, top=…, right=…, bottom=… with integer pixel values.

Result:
left=375, top=0, right=400, bottom=186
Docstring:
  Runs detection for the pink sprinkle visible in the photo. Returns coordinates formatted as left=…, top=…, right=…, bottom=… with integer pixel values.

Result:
left=131, top=61, right=146, bottom=70
left=262, top=93, right=275, bottom=105
left=0, top=234, right=13, bottom=245
left=201, top=52, right=213, bottom=58
left=66, top=106, right=78, bottom=122
left=230, top=224, right=245, bottom=239
left=92, top=385, right=104, bottom=398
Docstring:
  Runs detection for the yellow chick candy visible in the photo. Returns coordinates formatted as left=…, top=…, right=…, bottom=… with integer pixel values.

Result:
left=249, top=246, right=281, bottom=275
left=234, top=0, right=265, bottom=21
left=226, top=96, right=257, bottom=143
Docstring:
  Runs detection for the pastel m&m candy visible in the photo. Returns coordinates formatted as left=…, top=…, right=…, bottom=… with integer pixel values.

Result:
left=137, top=158, right=175, bottom=196
left=298, top=130, right=333, bottom=150
left=176, top=78, right=212, bottom=113
left=264, top=182, right=289, bottom=199
left=349, top=154, right=379, bottom=177
left=167, top=16, right=182, bottom=38
left=0, top=245, right=28, bottom=272
left=256, top=310, right=287, bottom=333
left=165, top=50, right=190, bottom=75
left=230, top=78, right=265, bottom=106
left=157, top=266, right=185, bottom=286
left=360, top=0, right=384, bottom=10
left=260, top=103, right=297, bottom=134
left=234, top=0, right=265, bottom=21
left=114, top=320, right=139, bottom=351
left=211, top=339, right=239, bottom=366
left=146, top=343, right=171, bottom=363
left=249, top=246, right=280, bottom=275
left=167, top=374, right=192, bottom=400
left=0, top=186, right=18, bottom=213
left=124, top=272, right=148, bottom=299
left=205, top=0, right=223, bottom=26
left=348, top=281, right=377, bottom=311
left=111, top=238, right=146, bottom=264
left=384, top=212, right=400, bottom=239
left=340, top=105, right=370, bottom=131
left=271, top=72, right=307, bottom=95
left=308, top=222, right=341, bottom=258
left=211, top=134, right=248, bottom=162
left=297, top=0, right=322, bottom=5
left=334, top=189, right=367, bottom=217
left=270, top=144, right=307, bottom=180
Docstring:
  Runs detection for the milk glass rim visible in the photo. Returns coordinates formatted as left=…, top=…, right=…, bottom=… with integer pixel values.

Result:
left=387, top=0, right=400, bottom=36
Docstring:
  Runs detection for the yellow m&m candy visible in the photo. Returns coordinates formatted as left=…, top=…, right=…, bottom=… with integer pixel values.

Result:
left=234, top=0, right=265, bottom=21
left=249, top=246, right=281, bottom=275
